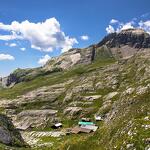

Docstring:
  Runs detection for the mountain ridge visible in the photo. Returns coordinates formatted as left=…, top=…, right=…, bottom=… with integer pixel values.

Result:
left=1, top=28, right=150, bottom=88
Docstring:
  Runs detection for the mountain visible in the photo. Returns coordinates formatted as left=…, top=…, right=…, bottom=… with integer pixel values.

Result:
left=0, top=28, right=149, bottom=150
left=1, top=29, right=149, bottom=88
left=98, top=28, right=150, bottom=48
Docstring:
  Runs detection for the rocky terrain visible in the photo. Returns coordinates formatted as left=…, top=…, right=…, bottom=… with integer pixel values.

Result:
left=0, top=114, right=27, bottom=149
left=0, top=28, right=149, bottom=150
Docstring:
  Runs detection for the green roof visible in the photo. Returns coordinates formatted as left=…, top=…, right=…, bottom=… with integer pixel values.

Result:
left=78, top=121, right=94, bottom=125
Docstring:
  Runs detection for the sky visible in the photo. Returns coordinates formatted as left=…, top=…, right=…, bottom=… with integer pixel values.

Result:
left=0, top=0, right=150, bottom=77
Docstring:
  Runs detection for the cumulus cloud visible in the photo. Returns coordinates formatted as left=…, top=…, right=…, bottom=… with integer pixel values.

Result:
left=0, top=53, right=15, bottom=61
left=38, top=54, right=51, bottom=65
left=106, top=25, right=115, bottom=33
left=80, top=35, right=89, bottom=41
left=20, top=47, right=26, bottom=51
left=106, top=21, right=135, bottom=34
left=139, top=20, right=150, bottom=34
left=8, top=43, right=17, bottom=47
left=0, top=18, right=78, bottom=52
left=120, top=22, right=134, bottom=30
left=110, top=19, right=119, bottom=24
left=0, top=31, right=22, bottom=41
left=106, top=15, right=150, bottom=34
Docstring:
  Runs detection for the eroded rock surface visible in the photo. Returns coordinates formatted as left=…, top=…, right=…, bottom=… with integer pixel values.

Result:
left=0, top=114, right=27, bottom=147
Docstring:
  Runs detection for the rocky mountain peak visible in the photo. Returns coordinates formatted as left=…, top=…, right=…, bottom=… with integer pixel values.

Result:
left=120, top=28, right=147, bottom=35
left=98, top=28, right=150, bottom=49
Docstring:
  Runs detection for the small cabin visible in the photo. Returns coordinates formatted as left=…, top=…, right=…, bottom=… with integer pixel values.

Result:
left=71, top=126, right=92, bottom=134
left=94, top=115, right=103, bottom=121
left=81, top=118, right=91, bottom=122
left=51, top=123, right=62, bottom=129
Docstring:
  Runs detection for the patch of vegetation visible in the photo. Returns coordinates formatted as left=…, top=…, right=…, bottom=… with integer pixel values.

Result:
left=0, top=58, right=116, bottom=99
left=57, top=91, right=150, bottom=150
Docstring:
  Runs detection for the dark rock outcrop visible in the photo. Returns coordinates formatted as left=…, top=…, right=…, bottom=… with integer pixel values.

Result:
left=97, top=28, right=150, bottom=48
left=0, top=114, right=27, bottom=147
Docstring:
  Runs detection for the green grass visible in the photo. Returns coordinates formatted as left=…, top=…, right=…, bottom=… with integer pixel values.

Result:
left=0, top=58, right=116, bottom=99
left=55, top=90, right=150, bottom=150
left=1, top=53, right=149, bottom=150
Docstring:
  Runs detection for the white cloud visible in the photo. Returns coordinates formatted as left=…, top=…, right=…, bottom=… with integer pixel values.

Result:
left=0, top=53, right=15, bottom=61
left=120, top=22, right=134, bottom=30
left=80, top=35, right=89, bottom=41
left=110, top=19, right=119, bottom=24
left=106, top=25, right=115, bottom=34
left=0, top=18, right=78, bottom=53
left=106, top=14, right=150, bottom=34
left=0, top=30, right=23, bottom=41
left=106, top=20, right=135, bottom=34
left=9, top=43, right=17, bottom=47
left=20, top=47, right=26, bottom=51
left=38, top=54, right=51, bottom=65
left=139, top=20, right=150, bottom=34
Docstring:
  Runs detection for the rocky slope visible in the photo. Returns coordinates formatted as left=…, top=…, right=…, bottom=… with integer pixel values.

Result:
left=0, top=114, right=27, bottom=148
left=0, top=28, right=149, bottom=149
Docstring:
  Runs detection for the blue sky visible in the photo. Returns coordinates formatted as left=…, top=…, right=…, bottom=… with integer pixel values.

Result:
left=0, top=0, right=150, bottom=77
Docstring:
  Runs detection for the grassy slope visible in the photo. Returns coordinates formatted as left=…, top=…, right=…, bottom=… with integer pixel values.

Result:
left=58, top=54, right=150, bottom=150
left=0, top=54, right=149, bottom=150
left=59, top=92, right=149, bottom=150
left=0, top=58, right=115, bottom=99
left=42, top=54, right=149, bottom=150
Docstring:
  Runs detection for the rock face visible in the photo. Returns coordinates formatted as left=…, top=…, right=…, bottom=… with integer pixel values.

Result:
left=43, top=46, right=95, bottom=71
left=97, top=29, right=150, bottom=59
left=83, top=95, right=102, bottom=101
left=0, top=82, right=70, bottom=109
left=14, top=109, right=58, bottom=130
left=0, top=76, right=16, bottom=88
left=98, top=29, right=150, bottom=49
left=0, top=114, right=26, bottom=147
left=0, top=68, right=36, bottom=87
left=64, top=107, right=82, bottom=119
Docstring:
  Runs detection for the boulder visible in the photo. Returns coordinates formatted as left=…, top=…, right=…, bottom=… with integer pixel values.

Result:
left=104, top=92, right=118, bottom=100
left=13, top=109, right=58, bottom=130
left=0, top=114, right=27, bottom=147
left=64, top=107, right=82, bottom=119
left=83, top=95, right=102, bottom=101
